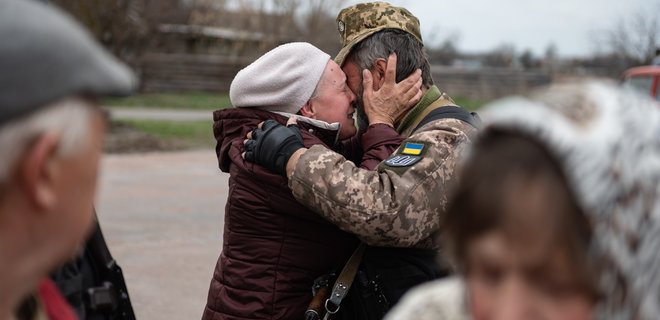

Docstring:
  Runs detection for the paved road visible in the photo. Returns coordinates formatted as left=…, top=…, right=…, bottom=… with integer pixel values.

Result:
left=96, top=150, right=227, bottom=320
left=108, top=107, right=214, bottom=122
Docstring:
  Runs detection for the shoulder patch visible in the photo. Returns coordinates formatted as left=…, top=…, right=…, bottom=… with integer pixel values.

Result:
left=384, top=154, right=422, bottom=167
left=401, top=142, right=424, bottom=155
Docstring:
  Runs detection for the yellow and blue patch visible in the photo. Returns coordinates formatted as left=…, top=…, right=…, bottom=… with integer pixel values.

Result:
left=402, top=142, right=424, bottom=155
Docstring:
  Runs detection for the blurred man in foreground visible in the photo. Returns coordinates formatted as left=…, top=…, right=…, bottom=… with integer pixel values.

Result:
left=0, top=0, right=135, bottom=318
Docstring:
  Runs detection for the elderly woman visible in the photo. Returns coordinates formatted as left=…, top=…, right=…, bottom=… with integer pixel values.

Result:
left=386, top=81, right=660, bottom=320
left=203, top=42, right=421, bottom=319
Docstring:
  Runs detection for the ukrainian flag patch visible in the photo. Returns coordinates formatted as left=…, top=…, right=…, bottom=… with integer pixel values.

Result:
left=402, top=142, right=424, bottom=155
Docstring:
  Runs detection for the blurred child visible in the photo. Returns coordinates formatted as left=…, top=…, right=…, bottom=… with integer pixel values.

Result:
left=386, top=81, right=660, bottom=320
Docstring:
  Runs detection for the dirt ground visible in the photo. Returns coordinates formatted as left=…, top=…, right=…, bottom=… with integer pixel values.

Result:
left=95, top=150, right=228, bottom=320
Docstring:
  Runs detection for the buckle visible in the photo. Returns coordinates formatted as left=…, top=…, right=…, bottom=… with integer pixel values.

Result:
left=86, top=281, right=118, bottom=311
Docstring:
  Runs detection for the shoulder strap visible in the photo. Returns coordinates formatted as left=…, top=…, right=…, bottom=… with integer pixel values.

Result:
left=413, top=106, right=481, bottom=133
left=323, top=242, right=366, bottom=319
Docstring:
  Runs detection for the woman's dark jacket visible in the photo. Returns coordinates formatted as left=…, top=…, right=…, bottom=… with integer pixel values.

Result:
left=202, top=108, right=403, bottom=320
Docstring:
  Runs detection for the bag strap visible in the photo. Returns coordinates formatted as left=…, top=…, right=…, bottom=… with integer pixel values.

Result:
left=413, top=106, right=481, bottom=133
left=323, top=242, right=366, bottom=319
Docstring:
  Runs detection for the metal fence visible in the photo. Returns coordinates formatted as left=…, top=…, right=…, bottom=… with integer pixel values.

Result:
left=431, top=66, right=552, bottom=101
left=140, top=53, right=250, bottom=92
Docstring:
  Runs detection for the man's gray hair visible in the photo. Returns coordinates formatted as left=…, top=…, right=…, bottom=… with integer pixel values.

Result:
left=346, top=29, right=434, bottom=88
left=0, top=97, right=96, bottom=183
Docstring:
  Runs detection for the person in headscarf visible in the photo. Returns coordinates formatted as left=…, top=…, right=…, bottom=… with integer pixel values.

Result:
left=385, top=81, right=660, bottom=320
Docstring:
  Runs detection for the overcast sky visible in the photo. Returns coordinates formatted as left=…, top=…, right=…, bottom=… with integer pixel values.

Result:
left=343, top=0, right=659, bottom=58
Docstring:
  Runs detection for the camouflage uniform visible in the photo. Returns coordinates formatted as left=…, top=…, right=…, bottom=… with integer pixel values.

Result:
left=289, top=86, right=476, bottom=249
left=287, top=2, right=477, bottom=250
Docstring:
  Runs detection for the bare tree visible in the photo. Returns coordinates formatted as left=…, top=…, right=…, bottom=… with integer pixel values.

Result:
left=298, top=0, right=347, bottom=54
left=52, top=0, right=189, bottom=65
left=543, top=43, right=558, bottom=73
left=427, top=33, right=461, bottom=66
left=191, top=0, right=346, bottom=55
left=188, top=0, right=229, bottom=25
left=594, top=6, right=660, bottom=67
left=483, top=43, right=517, bottom=68
left=54, top=0, right=349, bottom=61
left=519, top=49, right=537, bottom=70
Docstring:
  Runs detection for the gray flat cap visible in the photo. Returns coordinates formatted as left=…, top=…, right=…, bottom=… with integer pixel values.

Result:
left=0, top=0, right=137, bottom=125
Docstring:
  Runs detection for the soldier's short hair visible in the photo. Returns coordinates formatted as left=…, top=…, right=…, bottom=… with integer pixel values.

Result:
left=345, top=29, right=434, bottom=88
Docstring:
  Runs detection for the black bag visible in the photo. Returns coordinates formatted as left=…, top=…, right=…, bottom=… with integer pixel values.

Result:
left=331, top=246, right=448, bottom=320
left=51, top=213, right=136, bottom=320
left=318, top=106, right=473, bottom=319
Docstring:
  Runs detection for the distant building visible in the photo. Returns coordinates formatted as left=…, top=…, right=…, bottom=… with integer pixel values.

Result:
left=154, top=23, right=281, bottom=58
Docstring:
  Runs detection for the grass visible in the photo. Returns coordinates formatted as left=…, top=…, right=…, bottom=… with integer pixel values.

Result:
left=113, top=119, right=215, bottom=149
left=103, top=92, right=231, bottom=110
left=105, top=94, right=486, bottom=153
left=126, top=120, right=212, bottom=139
left=452, top=97, right=487, bottom=111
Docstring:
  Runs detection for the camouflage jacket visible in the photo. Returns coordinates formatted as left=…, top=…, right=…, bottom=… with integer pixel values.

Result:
left=288, top=86, right=476, bottom=248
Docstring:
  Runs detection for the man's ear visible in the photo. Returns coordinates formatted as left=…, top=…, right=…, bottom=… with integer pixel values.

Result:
left=18, top=132, right=61, bottom=211
left=300, top=100, right=316, bottom=119
left=371, top=58, right=388, bottom=91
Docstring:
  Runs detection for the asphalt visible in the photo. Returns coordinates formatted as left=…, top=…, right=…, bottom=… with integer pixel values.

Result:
left=96, top=150, right=228, bottom=320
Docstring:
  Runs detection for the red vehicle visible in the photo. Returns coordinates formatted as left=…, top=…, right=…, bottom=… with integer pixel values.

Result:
left=621, top=65, right=660, bottom=101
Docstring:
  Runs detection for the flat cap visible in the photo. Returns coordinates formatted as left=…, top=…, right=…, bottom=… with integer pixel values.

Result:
left=335, top=2, right=422, bottom=66
left=0, top=0, right=137, bottom=126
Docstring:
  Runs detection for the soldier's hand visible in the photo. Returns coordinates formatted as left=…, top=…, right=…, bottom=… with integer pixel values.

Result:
left=362, top=53, right=423, bottom=127
left=243, top=119, right=304, bottom=176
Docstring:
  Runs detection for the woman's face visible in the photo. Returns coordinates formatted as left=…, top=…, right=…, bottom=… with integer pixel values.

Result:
left=465, top=230, right=594, bottom=320
left=307, top=60, right=357, bottom=140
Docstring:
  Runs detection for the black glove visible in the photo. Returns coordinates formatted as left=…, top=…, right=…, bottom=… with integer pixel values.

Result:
left=244, top=120, right=304, bottom=176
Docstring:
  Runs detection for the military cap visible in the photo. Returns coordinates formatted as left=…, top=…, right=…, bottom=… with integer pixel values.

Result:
left=334, top=2, right=423, bottom=66
left=0, top=0, right=136, bottom=126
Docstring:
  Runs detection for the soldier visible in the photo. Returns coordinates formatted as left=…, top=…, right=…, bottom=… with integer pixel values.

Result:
left=0, top=0, right=135, bottom=318
left=244, top=2, right=479, bottom=318
left=202, top=42, right=421, bottom=320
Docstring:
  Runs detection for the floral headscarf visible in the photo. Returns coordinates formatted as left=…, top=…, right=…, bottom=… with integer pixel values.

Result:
left=481, top=81, right=660, bottom=319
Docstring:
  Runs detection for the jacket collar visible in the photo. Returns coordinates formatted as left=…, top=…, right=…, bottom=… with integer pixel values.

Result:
left=396, top=85, right=457, bottom=136
left=273, top=111, right=342, bottom=146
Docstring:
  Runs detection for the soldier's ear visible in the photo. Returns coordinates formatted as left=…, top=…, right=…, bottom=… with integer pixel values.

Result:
left=372, top=58, right=388, bottom=91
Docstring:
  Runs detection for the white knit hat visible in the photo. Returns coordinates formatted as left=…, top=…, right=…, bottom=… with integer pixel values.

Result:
left=230, top=42, right=330, bottom=114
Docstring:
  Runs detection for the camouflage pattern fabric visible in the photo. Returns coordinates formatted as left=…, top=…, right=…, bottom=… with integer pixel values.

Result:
left=288, top=118, right=475, bottom=248
left=335, top=2, right=422, bottom=66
